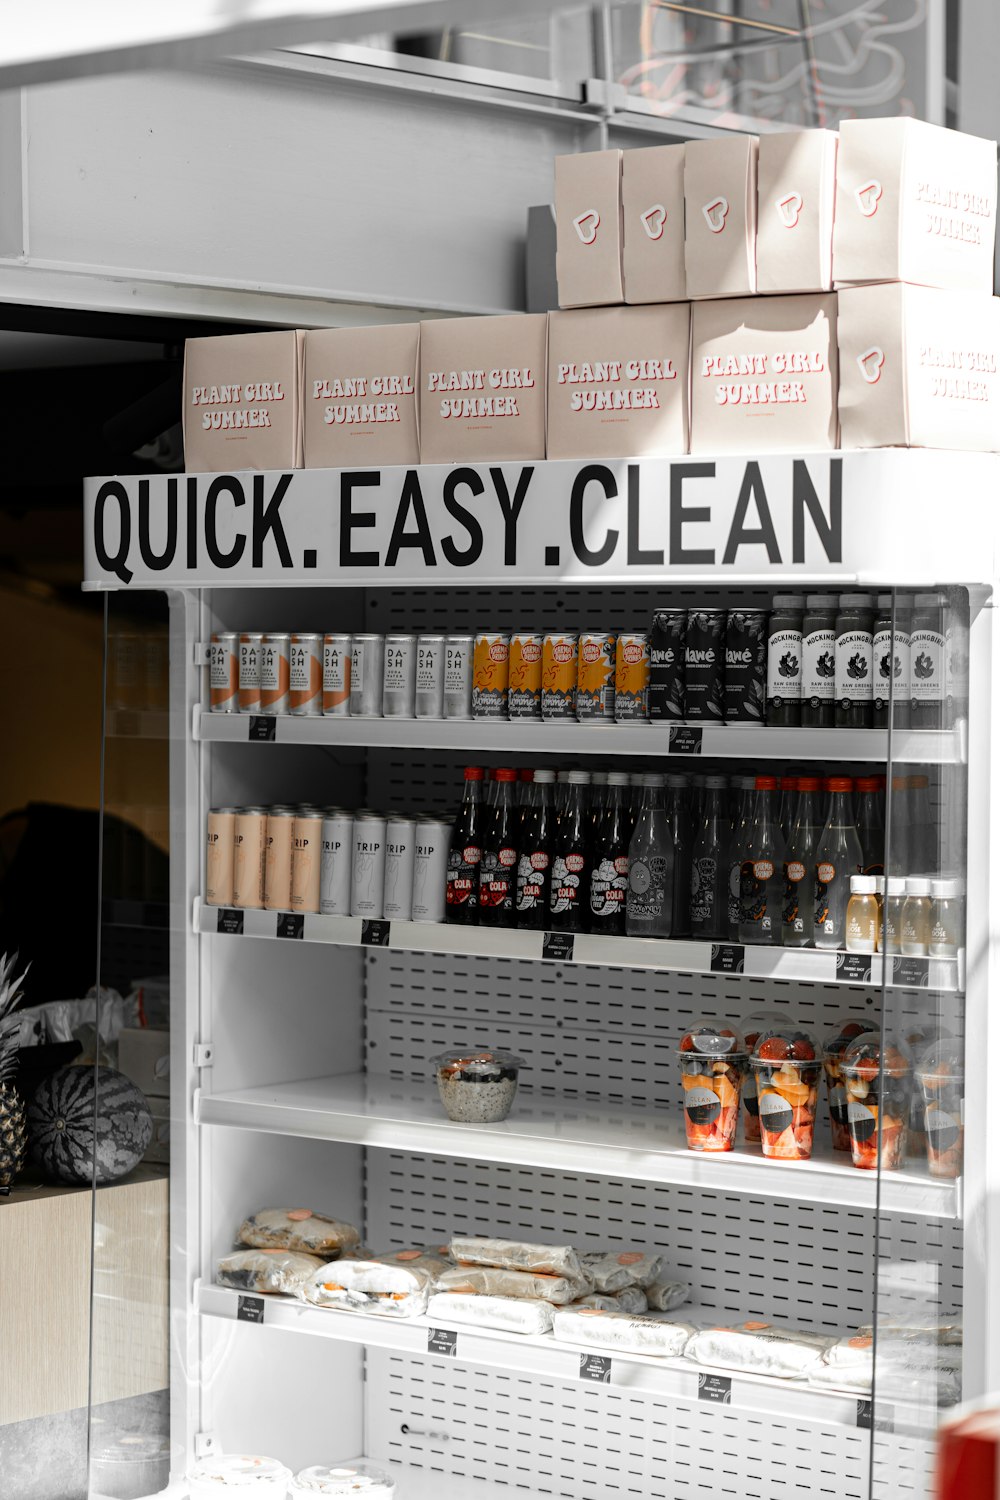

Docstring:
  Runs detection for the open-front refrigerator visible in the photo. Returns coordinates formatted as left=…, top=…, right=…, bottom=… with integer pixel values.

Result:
left=85, top=451, right=999, bottom=1500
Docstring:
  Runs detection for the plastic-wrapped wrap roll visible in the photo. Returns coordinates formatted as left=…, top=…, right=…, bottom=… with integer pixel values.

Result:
left=646, top=1279, right=691, bottom=1313
left=575, top=1287, right=648, bottom=1315
left=436, top=1265, right=582, bottom=1305
left=581, top=1250, right=664, bottom=1292
left=216, top=1250, right=324, bottom=1297
left=301, top=1259, right=431, bottom=1318
left=237, top=1208, right=360, bottom=1258
left=450, top=1235, right=590, bottom=1288
left=685, top=1322, right=832, bottom=1378
left=427, top=1292, right=554, bottom=1335
left=552, top=1307, right=694, bottom=1357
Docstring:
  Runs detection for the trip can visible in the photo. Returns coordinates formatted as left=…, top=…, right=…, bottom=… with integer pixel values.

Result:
left=577, top=631, right=616, bottom=722
left=508, top=633, right=543, bottom=720
left=322, top=634, right=352, bottom=716
left=444, top=635, right=474, bottom=720
left=290, top=811, right=324, bottom=914
left=238, top=633, right=264, bottom=714
left=383, top=634, right=417, bottom=717
left=263, top=808, right=297, bottom=911
left=205, top=806, right=238, bottom=906
left=684, top=610, right=726, bottom=721
left=350, top=634, right=385, bottom=717
left=232, top=807, right=267, bottom=909
left=259, top=634, right=291, bottom=716
left=473, top=632, right=510, bottom=718
left=320, top=810, right=355, bottom=916
left=614, top=632, right=649, bottom=722
left=289, top=633, right=323, bottom=717
left=351, top=813, right=388, bottom=918
left=415, top=635, right=446, bottom=719
left=542, top=632, right=579, bottom=719
left=724, top=609, right=767, bottom=723
left=384, top=814, right=417, bottom=920
left=649, top=609, right=686, bottom=721
left=412, top=816, right=451, bottom=923
left=210, top=632, right=239, bottom=712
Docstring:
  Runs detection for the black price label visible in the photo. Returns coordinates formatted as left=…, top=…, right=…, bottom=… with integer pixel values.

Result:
left=856, top=1399, right=893, bottom=1433
left=837, top=952, right=873, bottom=984
left=237, top=1295, right=265, bottom=1325
left=276, top=912, right=304, bottom=940
left=698, top=1373, right=732, bottom=1405
left=669, top=725, right=704, bottom=755
left=427, top=1328, right=457, bottom=1356
left=891, top=955, right=930, bottom=989
left=216, top=908, right=244, bottom=936
left=543, top=932, right=575, bottom=961
left=248, top=716, right=277, bottom=742
left=361, top=919, right=391, bottom=947
left=711, top=944, right=745, bottom=974
left=579, top=1353, right=612, bottom=1383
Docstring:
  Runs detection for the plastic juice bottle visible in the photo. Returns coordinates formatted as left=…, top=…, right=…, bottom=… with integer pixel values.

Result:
left=883, top=876, right=906, bottom=954
left=901, top=876, right=932, bottom=956
left=845, top=875, right=879, bottom=953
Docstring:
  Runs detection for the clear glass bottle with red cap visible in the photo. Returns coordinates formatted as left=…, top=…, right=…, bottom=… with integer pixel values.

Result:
left=446, top=766, right=485, bottom=925
left=813, top=776, right=863, bottom=949
left=777, top=775, right=799, bottom=843
left=738, top=775, right=786, bottom=946
left=854, top=775, right=886, bottom=875
left=783, top=774, right=822, bottom=947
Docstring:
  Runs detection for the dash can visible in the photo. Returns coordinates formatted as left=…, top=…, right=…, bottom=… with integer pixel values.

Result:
left=320, top=810, right=355, bottom=916
left=351, top=813, right=388, bottom=919
left=210, top=632, right=239, bottom=712
left=412, top=816, right=451, bottom=923
left=232, top=807, right=267, bottom=909
left=383, top=634, right=417, bottom=717
left=263, top=808, right=296, bottom=911
left=649, top=609, right=686, bottom=721
left=205, top=806, right=237, bottom=906
left=614, top=632, right=650, bottom=721
left=350, top=634, right=385, bottom=717
left=290, top=810, right=324, bottom=914
left=415, top=635, right=446, bottom=719
left=260, top=634, right=291, bottom=716
left=684, top=609, right=726, bottom=722
left=473, top=632, right=510, bottom=718
left=289, top=633, right=323, bottom=716
left=577, top=631, right=616, bottom=722
left=724, top=609, right=767, bottom=723
left=384, top=814, right=417, bottom=920
left=322, top=634, right=352, bottom=716
left=238, top=633, right=264, bottom=714
left=444, top=634, right=474, bottom=719
left=508, top=632, right=543, bottom=720
left=541, top=632, right=579, bottom=719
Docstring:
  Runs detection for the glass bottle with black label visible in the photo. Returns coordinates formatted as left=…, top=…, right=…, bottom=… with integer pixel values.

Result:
left=727, top=775, right=756, bottom=941
left=478, top=767, right=519, bottom=927
left=589, top=770, right=631, bottom=937
left=690, top=774, right=729, bottom=941
left=783, top=775, right=822, bottom=947
left=515, top=768, right=555, bottom=929
left=766, top=595, right=803, bottom=727
left=801, top=594, right=836, bottom=728
left=814, top=777, right=863, bottom=948
left=835, top=593, right=875, bottom=729
left=550, top=769, right=591, bottom=933
left=738, top=776, right=786, bottom=945
left=665, top=773, right=693, bottom=939
left=910, top=592, right=947, bottom=728
left=446, top=766, right=484, bottom=925
left=626, top=774, right=673, bottom=938
left=854, top=776, right=885, bottom=875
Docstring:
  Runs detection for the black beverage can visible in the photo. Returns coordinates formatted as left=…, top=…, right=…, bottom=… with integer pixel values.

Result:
left=684, top=610, right=726, bottom=722
left=649, top=608, right=686, bottom=721
left=724, top=609, right=767, bottom=723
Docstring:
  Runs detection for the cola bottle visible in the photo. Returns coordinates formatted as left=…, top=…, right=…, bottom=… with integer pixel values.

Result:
left=515, top=768, right=555, bottom=928
left=783, top=775, right=822, bottom=947
left=446, top=766, right=485, bottom=925
left=626, top=774, right=674, bottom=938
left=549, top=770, right=591, bottom=932
left=517, top=767, right=534, bottom=806
left=478, top=767, right=519, bottom=927
left=689, top=775, right=729, bottom=941
left=665, top=773, right=693, bottom=938
left=738, top=775, right=786, bottom=946
left=589, top=771, right=608, bottom=824
left=589, top=770, right=631, bottom=937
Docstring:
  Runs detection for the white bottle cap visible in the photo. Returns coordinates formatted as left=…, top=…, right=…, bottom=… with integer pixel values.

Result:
left=886, top=876, right=907, bottom=897
left=850, top=876, right=876, bottom=895
left=906, top=876, right=932, bottom=897
left=607, top=771, right=631, bottom=787
left=642, top=773, right=666, bottom=789
left=567, top=769, right=592, bottom=785
left=874, top=876, right=886, bottom=894
left=930, top=877, right=959, bottom=899
left=533, top=769, right=556, bottom=784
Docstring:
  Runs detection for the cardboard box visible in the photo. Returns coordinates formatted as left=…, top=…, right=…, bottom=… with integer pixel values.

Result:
left=622, top=144, right=686, bottom=305
left=684, top=136, right=759, bottom=299
left=838, top=284, right=1000, bottom=451
left=547, top=305, right=690, bottom=460
left=183, top=330, right=303, bottom=472
left=555, top=150, right=624, bottom=308
left=833, top=117, right=997, bottom=291
left=419, top=314, right=547, bottom=463
left=756, top=129, right=838, bottom=294
left=303, top=325, right=419, bottom=468
left=690, top=293, right=838, bottom=453
left=118, top=1027, right=169, bottom=1099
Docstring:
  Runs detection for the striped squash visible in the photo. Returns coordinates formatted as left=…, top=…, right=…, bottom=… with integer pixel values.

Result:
left=28, top=1065, right=153, bottom=1185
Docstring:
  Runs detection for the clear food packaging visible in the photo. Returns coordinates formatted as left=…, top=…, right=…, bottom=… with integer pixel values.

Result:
left=841, top=1031, right=912, bottom=1171
left=678, top=1021, right=748, bottom=1153
left=427, top=1291, right=555, bottom=1334
left=749, top=1025, right=822, bottom=1161
left=685, top=1321, right=832, bottom=1378
left=646, top=1279, right=691, bottom=1313
left=581, top=1249, right=664, bottom=1291
left=450, top=1235, right=588, bottom=1284
left=432, top=1049, right=525, bottom=1123
left=187, top=1455, right=292, bottom=1499
left=916, top=1038, right=965, bottom=1178
left=300, top=1260, right=431, bottom=1317
left=742, top=1010, right=793, bottom=1145
left=237, top=1209, right=361, bottom=1257
left=821, top=1018, right=870, bottom=1152
left=370, top=1247, right=453, bottom=1280
left=290, top=1461, right=396, bottom=1496
left=436, top=1264, right=583, bottom=1305
left=552, top=1307, right=695, bottom=1357
left=576, top=1286, right=648, bottom=1314
left=216, top=1250, right=325, bottom=1297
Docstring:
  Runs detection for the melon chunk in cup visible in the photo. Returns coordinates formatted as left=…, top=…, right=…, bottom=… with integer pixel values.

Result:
left=678, top=1021, right=748, bottom=1153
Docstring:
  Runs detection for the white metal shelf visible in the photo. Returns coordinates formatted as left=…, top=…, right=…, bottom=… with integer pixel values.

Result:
left=169, top=1458, right=539, bottom=1500
left=196, top=1072, right=958, bottom=1219
left=195, top=897, right=963, bottom=992
left=196, top=710, right=964, bottom=764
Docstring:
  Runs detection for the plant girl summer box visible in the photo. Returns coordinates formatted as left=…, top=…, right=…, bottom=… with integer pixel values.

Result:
left=833, top=117, right=997, bottom=291
left=555, top=149, right=624, bottom=308
left=690, top=293, right=838, bottom=453
left=183, top=330, right=304, bottom=472
left=621, top=144, right=686, bottom=305
left=418, top=314, right=547, bottom=463
left=684, top=135, right=758, bottom=299
left=303, top=325, right=419, bottom=468
left=838, top=284, right=1000, bottom=451
left=756, top=128, right=838, bottom=294
left=546, top=304, right=690, bottom=460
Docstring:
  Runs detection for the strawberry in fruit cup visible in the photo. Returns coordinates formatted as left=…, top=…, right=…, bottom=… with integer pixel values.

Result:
left=915, top=1038, right=964, bottom=1179
left=841, top=1031, right=913, bottom=1172
left=678, top=1021, right=748, bottom=1153
left=742, top=1010, right=793, bottom=1145
left=821, top=1018, right=870, bottom=1153
left=749, top=1025, right=822, bottom=1161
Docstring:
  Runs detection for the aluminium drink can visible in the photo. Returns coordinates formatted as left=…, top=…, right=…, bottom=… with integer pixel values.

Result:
left=322, top=634, right=352, bottom=716
left=384, top=814, right=417, bottom=920
left=684, top=609, right=726, bottom=722
left=542, top=632, right=579, bottom=719
left=238, top=633, right=264, bottom=714
left=289, top=633, right=323, bottom=716
left=232, top=807, right=268, bottom=909
left=577, top=631, right=616, bottom=721
left=383, top=634, right=417, bottom=717
left=290, top=810, right=324, bottom=914
left=351, top=813, right=388, bottom=918
left=649, top=609, right=686, bottom=721
left=614, top=632, right=650, bottom=721
left=411, top=816, right=451, bottom=923
left=508, top=632, right=543, bottom=720
left=205, top=806, right=238, bottom=907
left=260, top=634, right=291, bottom=716
left=473, top=632, right=510, bottom=718
left=444, top=635, right=474, bottom=719
left=415, top=635, right=446, bottom=719
left=210, top=632, right=239, bottom=712
left=263, top=808, right=297, bottom=911
left=320, top=810, right=355, bottom=916
left=724, top=609, right=767, bottom=723
left=350, top=634, right=385, bottom=717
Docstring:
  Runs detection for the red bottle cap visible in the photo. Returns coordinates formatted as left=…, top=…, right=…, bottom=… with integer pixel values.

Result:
left=755, top=775, right=778, bottom=790
left=797, top=776, right=821, bottom=791
left=780, top=776, right=799, bottom=791
left=495, top=768, right=517, bottom=782
left=464, top=767, right=485, bottom=781
left=519, top=768, right=534, bottom=783
left=828, top=776, right=853, bottom=792
left=855, top=776, right=879, bottom=792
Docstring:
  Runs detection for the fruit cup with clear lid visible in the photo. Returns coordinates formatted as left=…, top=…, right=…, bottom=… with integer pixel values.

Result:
left=432, top=1048, right=525, bottom=1123
left=290, top=1462, right=396, bottom=1497
left=742, top=1010, right=793, bottom=1145
left=749, top=1025, right=822, bottom=1161
left=841, top=1031, right=912, bottom=1171
left=916, top=1038, right=964, bottom=1179
left=677, top=1021, right=748, bottom=1152
left=822, top=1018, right=870, bottom=1153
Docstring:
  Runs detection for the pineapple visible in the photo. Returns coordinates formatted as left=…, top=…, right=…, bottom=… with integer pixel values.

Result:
left=0, top=952, right=29, bottom=1194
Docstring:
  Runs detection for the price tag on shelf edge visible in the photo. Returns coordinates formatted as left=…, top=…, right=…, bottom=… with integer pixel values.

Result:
left=361, top=919, right=391, bottom=947
left=248, top=716, right=277, bottom=742
left=427, top=1328, right=458, bottom=1357
left=237, top=1295, right=265, bottom=1325
left=891, top=955, right=930, bottom=989
left=668, top=726, right=703, bottom=755
left=836, top=952, right=873, bottom=984
left=543, top=932, right=575, bottom=961
left=710, top=944, right=745, bottom=974
left=579, top=1353, right=612, bottom=1383
left=276, top=912, right=304, bottom=940
left=856, top=1398, right=893, bottom=1433
left=216, top=908, right=244, bottom=936
left=698, top=1373, right=732, bottom=1405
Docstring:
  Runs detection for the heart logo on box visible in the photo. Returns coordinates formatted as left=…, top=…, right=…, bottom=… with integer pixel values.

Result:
left=701, top=196, right=729, bottom=234
left=573, top=210, right=601, bottom=245
left=855, top=179, right=883, bottom=218
left=775, top=191, right=803, bottom=228
left=857, top=346, right=886, bottom=384
left=641, top=203, right=667, bottom=240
